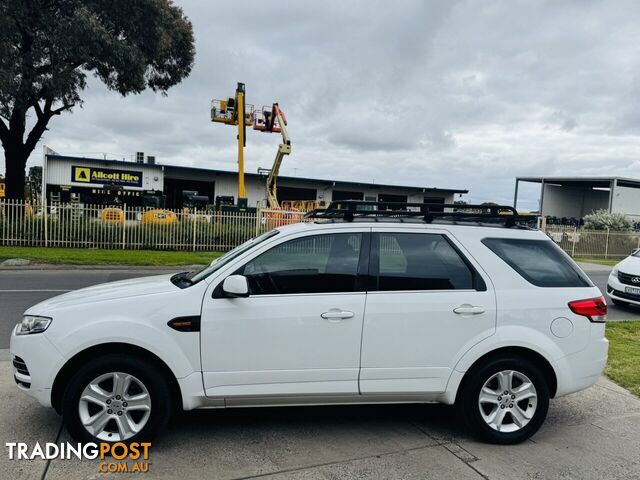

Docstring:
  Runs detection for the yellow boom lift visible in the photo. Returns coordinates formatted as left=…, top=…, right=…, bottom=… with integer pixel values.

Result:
left=211, top=83, right=291, bottom=210
left=211, top=82, right=254, bottom=210
left=254, top=103, right=291, bottom=209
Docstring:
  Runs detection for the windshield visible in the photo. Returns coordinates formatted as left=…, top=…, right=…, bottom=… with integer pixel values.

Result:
left=187, top=230, right=280, bottom=283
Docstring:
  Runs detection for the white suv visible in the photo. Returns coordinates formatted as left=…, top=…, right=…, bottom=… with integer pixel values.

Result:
left=607, top=248, right=640, bottom=307
left=10, top=203, right=608, bottom=445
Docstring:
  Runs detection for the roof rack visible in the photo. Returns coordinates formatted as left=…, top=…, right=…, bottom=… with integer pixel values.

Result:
left=304, top=201, right=537, bottom=228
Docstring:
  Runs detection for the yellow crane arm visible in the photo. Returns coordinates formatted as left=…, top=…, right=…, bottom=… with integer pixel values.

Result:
left=266, top=105, right=291, bottom=209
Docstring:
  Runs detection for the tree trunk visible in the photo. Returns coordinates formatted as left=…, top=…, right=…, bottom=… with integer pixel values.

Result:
left=3, top=141, right=28, bottom=200
left=2, top=102, right=50, bottom=201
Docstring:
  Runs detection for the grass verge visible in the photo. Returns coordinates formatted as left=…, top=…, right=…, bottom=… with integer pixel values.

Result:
left=0, top=246, right=222, bottom=266
left=574, top=257, right=621, bottom=267
left=605, top=321, right=640, bottom=397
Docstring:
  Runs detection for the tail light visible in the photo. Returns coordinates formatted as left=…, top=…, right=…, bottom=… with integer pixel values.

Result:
left=568, top=297, right=607, bottom=323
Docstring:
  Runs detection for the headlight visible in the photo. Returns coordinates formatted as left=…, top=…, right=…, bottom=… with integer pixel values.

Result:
left=16, top=315, right=52, bottom=335
left=611, top=267, right=619, bottom=277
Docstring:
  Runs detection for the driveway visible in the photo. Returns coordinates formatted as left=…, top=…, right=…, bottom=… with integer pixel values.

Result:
left=1, top=352, right=639, bottom=479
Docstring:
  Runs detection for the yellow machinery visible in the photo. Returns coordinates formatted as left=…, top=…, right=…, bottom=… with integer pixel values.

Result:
left=281, top=200, right=320, bottom=212
left=141, top=209, right=178, bottom=225
left=101, top=207, right=125, bottom=224
left=211, top=83, right=254, bottom=208
left=211, top=83, right=292, bottom=211
left=254, top=103, right=291, bottom=209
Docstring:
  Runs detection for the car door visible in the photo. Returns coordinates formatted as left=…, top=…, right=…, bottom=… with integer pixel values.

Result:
left=200, top=229, right=369, bottom=401
left=359, top=228, right=496, bottom=394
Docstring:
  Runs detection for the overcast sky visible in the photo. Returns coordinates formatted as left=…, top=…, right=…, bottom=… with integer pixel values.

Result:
left=15, top=0, right=640, bottom=210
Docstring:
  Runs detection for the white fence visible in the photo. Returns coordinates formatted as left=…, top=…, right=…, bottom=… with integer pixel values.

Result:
left=0, top=200, right=305, bottom=251
left=543, top=225, right=640, bottom=259
left=2, top=199, right=640, bottom=257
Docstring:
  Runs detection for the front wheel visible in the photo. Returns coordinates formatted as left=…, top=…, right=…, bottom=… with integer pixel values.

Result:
left=459, top=357, right=550, bottom=444
left=62, top=354, right=173, bottom=444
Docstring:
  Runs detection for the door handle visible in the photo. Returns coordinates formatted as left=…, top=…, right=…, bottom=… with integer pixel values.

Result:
left=453, top=304, right=485, bottom=315
left=321, top=309, right=355, bottom=322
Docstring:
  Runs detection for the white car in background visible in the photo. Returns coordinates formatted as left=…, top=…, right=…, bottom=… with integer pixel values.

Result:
left=607, top=248, right=640, bottom=306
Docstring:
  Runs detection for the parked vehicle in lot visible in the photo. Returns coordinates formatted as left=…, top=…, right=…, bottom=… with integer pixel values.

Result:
left=10, top=202, right=608, bottom=445
left=607, top=248, right=640, bottom=307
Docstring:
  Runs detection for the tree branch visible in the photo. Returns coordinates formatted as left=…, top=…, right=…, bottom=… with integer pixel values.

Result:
left=0, top=118, right=8, bottom=145
left=22, top=98, right=74, bottom=155
left=32, top=100, right=44, bottom=120
left=34, top=64, right=52, bottom=75
left=23, top=114, right=50, bottom=156
left=42, top=96, right=53, bottom=114
left=49, top=102, right=74, bottom=115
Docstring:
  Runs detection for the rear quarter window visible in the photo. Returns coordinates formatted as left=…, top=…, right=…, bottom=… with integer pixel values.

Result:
left=482, top=238, right=592, bottom=288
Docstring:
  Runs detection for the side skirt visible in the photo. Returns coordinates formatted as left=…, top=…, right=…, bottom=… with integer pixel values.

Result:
left=198, top=393, right=444, bottom=409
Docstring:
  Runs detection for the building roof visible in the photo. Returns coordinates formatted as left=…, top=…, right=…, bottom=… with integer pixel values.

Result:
left=517, top=176, right=640, bottom=188
left=47, top=154, right=469, bottom=194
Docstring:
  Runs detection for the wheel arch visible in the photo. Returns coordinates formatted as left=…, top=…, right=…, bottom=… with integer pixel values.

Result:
left=51, top=342, right=183, bottom=414
left=454, top=346, right=558, bottom=403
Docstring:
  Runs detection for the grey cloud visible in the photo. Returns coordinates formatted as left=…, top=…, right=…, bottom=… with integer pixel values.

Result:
left=12, top=0, right=640, bottom=208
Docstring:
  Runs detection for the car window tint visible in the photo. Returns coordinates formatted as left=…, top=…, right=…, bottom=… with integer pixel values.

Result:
left=376, top=233, right=474, bottom=291
left=237, top=233, right=363, bottom=295
left=482, top=238, right=591, bottom=288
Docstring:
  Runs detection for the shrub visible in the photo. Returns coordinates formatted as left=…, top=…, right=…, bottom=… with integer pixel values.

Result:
left=583, top=210, right=632, bottom=232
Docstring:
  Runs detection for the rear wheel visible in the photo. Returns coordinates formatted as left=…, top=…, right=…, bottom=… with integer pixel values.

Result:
left=459, top=356, right=549, bottom=444
left=62, top=354, right=173, bottom=444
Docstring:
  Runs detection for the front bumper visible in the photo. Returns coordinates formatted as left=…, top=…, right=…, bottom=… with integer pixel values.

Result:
left=9, top=325, right=65, bottom=408
left=607, top=273, right=640, bottom=306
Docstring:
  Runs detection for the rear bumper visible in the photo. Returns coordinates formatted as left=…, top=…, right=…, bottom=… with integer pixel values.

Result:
left=552, top=324, right=608, bottom=397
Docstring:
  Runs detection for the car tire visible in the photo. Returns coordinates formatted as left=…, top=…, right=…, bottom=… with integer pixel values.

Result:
left=62, top=353, right=173, bottom=444
left=458, top=356, right=550, bottom=444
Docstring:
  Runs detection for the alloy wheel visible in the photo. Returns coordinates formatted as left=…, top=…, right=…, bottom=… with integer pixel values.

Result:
left=78, top=371, right=152, bottom=441
left=478, top=369, right=538, bottom=433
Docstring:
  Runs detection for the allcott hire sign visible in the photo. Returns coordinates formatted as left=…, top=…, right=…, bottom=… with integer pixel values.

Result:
left=71, top=166, right=143, bottom=188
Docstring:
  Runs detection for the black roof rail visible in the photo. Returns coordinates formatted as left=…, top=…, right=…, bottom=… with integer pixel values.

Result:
left=303, top=200, right=537, bottom=228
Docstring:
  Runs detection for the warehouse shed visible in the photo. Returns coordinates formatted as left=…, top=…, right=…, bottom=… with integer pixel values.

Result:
left=43, top=154, right=468, bottom=209
left=514, top=176, right=640, bottom=222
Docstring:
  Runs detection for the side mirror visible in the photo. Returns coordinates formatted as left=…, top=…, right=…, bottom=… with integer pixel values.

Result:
left=220, top=275, right=249, bottom=298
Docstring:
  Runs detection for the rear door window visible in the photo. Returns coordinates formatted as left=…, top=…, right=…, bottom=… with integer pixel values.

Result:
left=482, top=238, right=591, bottom=287
left=372, top=232, right=484, bottom=291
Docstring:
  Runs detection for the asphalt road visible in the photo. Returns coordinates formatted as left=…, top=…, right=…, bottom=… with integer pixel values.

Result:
left=0, top=268, right=179, bottom=349
left=0, top=263, right=637, bottom=349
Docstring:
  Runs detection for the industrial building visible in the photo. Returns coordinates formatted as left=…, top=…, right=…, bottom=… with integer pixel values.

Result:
left=42, top=153, right=468, bottom=209
left=514, top=176, right=640, bottom=222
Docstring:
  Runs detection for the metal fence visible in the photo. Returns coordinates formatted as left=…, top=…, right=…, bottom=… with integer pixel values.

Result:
left=543, top=225, right=640, bottom=259
left=0, top=200, right=305, bottom=251
left=2, top=199, right=640, bottom=257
